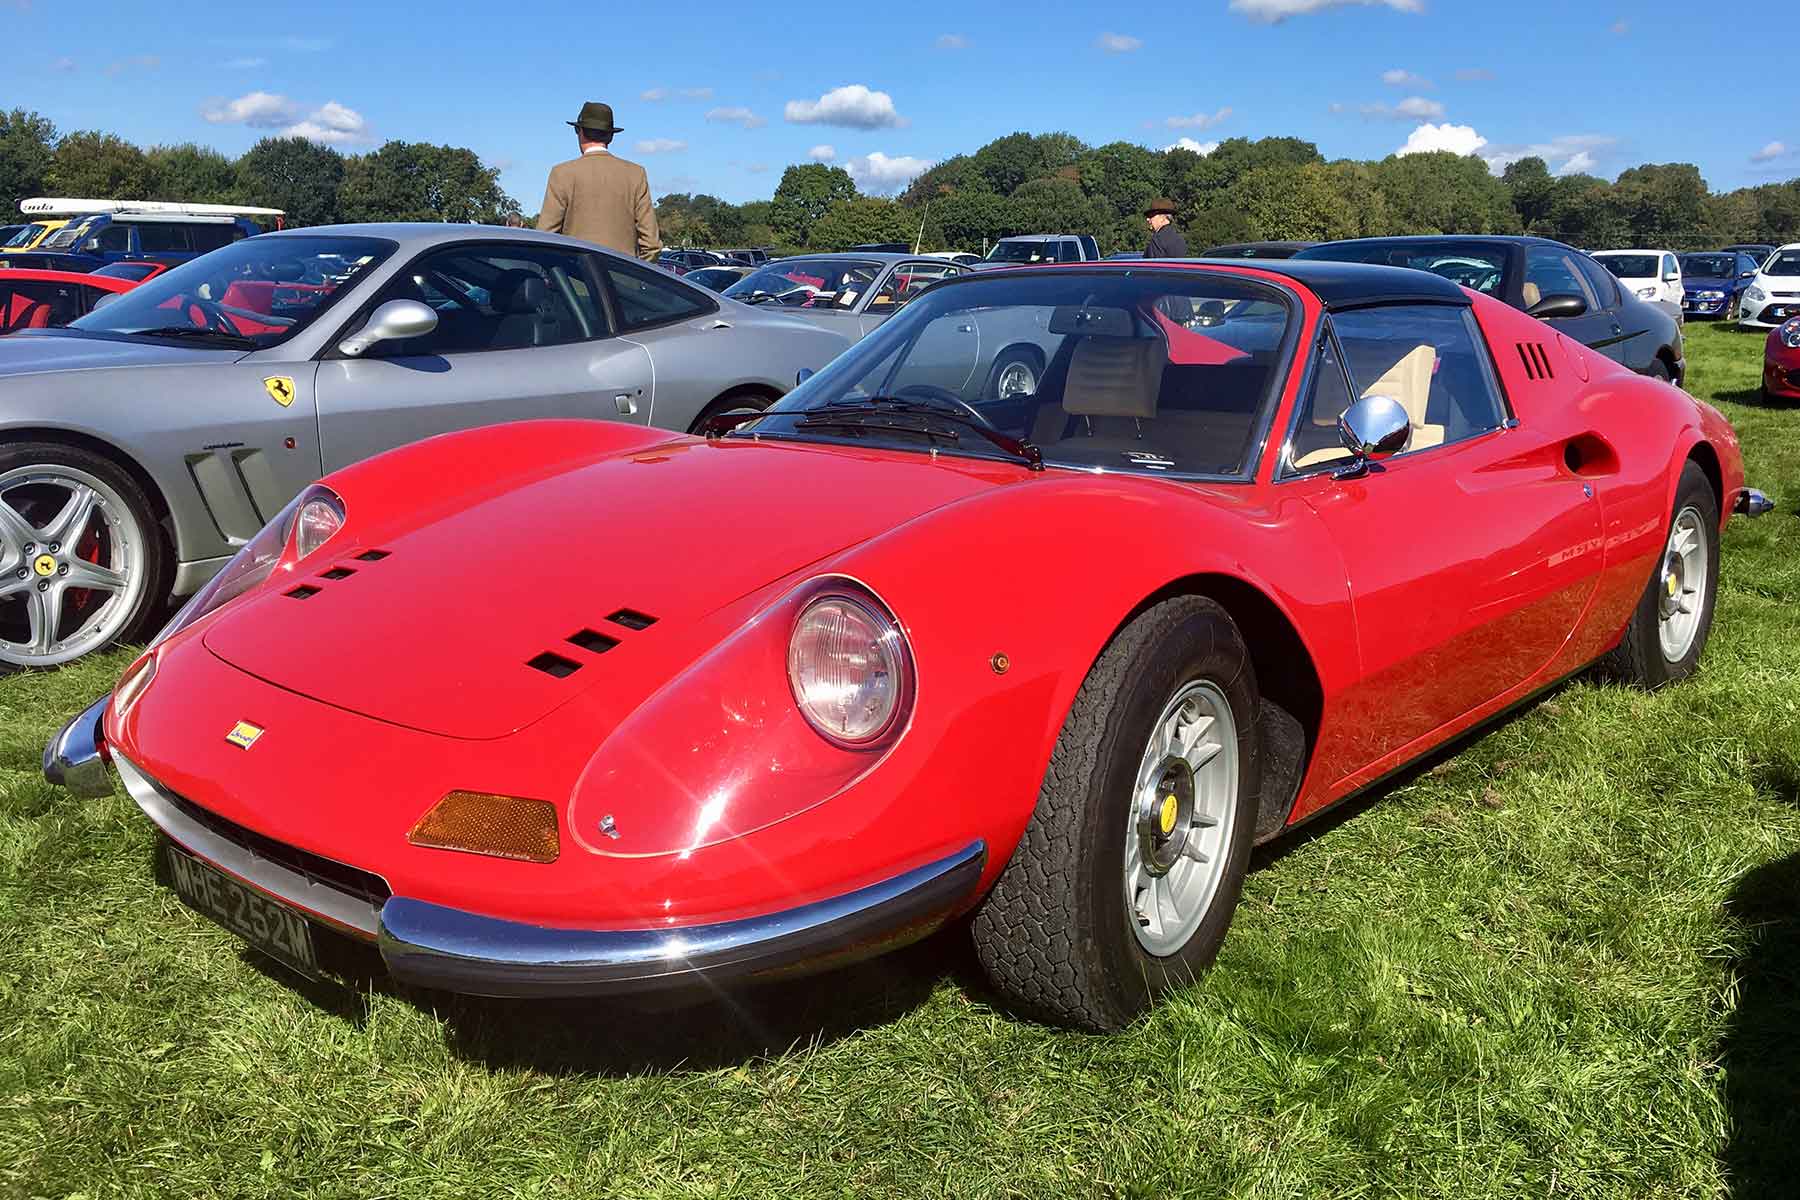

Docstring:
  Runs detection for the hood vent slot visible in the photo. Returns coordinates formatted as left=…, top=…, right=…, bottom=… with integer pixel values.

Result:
left=567, top=628, right=619, bottom=655
left=527, top=651, right=582, bottom=679
left=1516, top=342, right=1554, bottom=381
left=285, top=584, right=320, bottom=600
left=320, top=566, right=356, bottom=581
left=354, top=549, right=390, bottom=562
left=607, top=608, right=657, bottom=631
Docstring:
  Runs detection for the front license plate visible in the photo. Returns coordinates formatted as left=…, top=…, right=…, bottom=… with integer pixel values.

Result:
left=164, top=843, right=319, bottom=977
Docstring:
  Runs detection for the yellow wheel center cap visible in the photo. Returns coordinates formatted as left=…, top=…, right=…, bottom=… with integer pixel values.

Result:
left=32, top=553, right=56, bottom=578
left=1159, top=793, right=1179, bottom=835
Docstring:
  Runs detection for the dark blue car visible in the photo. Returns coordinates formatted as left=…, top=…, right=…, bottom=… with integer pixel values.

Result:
left=1680, top=251, right=1761, bottom=320
left=32, top=212, right=260, bottom=270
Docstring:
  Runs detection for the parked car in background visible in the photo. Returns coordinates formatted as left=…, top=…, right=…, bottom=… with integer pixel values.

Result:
left=659, top=249, right=727, bottom=273
left=42, top=259, right=1767, bottom=1031
left=1763, top=317, right=1800, bottom=402
left=0, top=269, right=137, bottom=333
left=0, top=223, right=849, bottom=668
left=1294, top=236, right=1687, bottom=383
left=684, top=264, right=756, bottom=292
left=1738, top=244, right=1800, bottom=329
left=1, top=219, right=67, bottom=253
left=976, top=234, right=1101, bottom=268
left=923, top=251, right=984, bottom=267
left=1678, top=251, right=1760, bottom=320
left=1722, top=243, right=1775, bottom=266
left=717, top=248, right=771, bottom=265
left=1199, top=241, right=1317, bottom=260
left=0, top=226, right=23, bottom=249
left=1592, top=250, right=1683, bottom=318
left=724, top=253, right=969, bottom=341
left=90, top=259, right=179, bottom=284
left=848, top=242, right=911, bottom=253
left=24, top=199, right=279, bottom=270
left=1104, top=251, right=1144, bottom=260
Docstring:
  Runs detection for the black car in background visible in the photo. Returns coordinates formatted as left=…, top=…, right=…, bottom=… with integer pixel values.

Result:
left=1292, top=236, right=1686, bottom=384
left=1200, top=241, right=1318, bottom=259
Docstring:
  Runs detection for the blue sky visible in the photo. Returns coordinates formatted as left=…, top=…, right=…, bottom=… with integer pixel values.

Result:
left=4, top=0, right=1786, bottom=209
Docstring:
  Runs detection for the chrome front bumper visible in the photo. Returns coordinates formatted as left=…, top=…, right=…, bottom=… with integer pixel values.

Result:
left=42, top=694, right=113, bottom=798
left=95, top=745, right=986, bottom=998
left=1737, top=487, right=1776, bottom=517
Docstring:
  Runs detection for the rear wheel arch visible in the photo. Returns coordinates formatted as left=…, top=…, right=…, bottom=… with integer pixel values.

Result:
left=688, top=385, right=782, bottom=434
left=1685, top=440, right=1723, bottom=515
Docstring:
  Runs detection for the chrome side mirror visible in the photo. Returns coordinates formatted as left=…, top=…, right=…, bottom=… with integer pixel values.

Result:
left=337, top=299, right=438, bottom=357
left=1333, top=395, right=1411, bottom=479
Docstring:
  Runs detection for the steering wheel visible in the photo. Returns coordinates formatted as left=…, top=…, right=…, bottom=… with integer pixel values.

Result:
left=894, top=383, right=998, bottom=431
left=187, top=297, right=239, bottom=335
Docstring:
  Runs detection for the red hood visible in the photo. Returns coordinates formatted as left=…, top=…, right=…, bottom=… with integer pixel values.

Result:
left=202, top=434, right=1020, bottom=739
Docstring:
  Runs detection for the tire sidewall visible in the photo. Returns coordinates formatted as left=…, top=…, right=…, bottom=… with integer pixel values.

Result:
left=1630, top=462, right=1720, bottom=686
left=984, top=348, right=1041, bottom=401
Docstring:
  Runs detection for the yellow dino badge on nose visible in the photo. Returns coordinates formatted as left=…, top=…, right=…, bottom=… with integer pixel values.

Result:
left=264, top=376, right=296, bottom=407
left=225, top=721, right=265, bottom=750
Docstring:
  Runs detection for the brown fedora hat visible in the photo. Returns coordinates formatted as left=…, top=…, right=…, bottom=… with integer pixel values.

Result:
left=1144, top=196, right=1178, bottom=217
left=567, top=101, right=623, bottom=134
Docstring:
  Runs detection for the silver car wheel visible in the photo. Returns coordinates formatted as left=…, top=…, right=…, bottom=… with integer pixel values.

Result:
left=1123, top=680, right=1239, bottom=956
left=1656, top=505, right=1708, bottom=663
left=996, top=361, right=1037, bottom=399
left=0, top=465, right=146, bottom=667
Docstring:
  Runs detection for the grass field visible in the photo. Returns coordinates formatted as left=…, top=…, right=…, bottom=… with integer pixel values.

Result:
left=2, top=320, right=1796, bottom=1199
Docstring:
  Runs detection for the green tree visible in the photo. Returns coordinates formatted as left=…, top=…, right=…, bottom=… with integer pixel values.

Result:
left=1076, top=141, right=1163, bottom=221
left=1502, top=157, right=1557, bottom=233
left=768, top=163, right=857, bottom=248
left=971, top=132, right=1090, bottom=196
left=1006, top=177, right=1109, bottom=240
left=47, top=131, right=154, bottom=200
left=806, top=197, right=918, bottom=250
left=0, top=109, right=57, bottom=222
left=1372, top=150, right=1519, bottom=234
left=1609, top=163, right=1714, bottom=248
left=338, top=141, right=512, bottom=224
left=234, top=137, right=345, bottom=227
left=930, top=188, right=1014, bottom=252
left=145, top=143, right=236, bottom=204
left=899, top=154, right=989, bottom=206
left=1225, top=162, right=1381, bottom=242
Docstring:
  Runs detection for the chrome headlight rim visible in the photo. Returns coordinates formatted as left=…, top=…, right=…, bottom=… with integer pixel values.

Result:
left=785, top=580, right=916, bottom=751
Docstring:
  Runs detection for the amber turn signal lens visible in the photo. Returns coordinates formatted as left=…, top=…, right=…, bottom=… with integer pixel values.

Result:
left=407, top=791, right=560, bottom=864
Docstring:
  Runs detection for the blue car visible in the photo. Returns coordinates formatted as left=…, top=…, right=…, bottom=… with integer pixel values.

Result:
left=31, top=212, right=263, bottom=270
left=1680, top=251, right=1761, bottom=320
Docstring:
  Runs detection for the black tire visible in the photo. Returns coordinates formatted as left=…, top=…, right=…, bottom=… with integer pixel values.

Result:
left=1596, top=461, right=1719, bottom=688
left=687, top=389, right=772, bottom=435
left=1647, top=357, right=1672, bottom=383
left=971, top=595, right=1262, bottom=1031
left=0, top=440, right=168, bottom=671
left=983, top=347, right=1042, bottom=401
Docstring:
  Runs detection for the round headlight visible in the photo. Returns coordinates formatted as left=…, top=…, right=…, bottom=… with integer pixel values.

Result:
left=293, top=495, right=343, bottom=559
left=1782, top=318, right=1800, bottom=349
left=787, top=592, right=912, bottom=747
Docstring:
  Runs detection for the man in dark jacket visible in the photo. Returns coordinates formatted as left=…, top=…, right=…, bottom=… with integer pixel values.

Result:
left=1144, top=197, right=1188, bottom=259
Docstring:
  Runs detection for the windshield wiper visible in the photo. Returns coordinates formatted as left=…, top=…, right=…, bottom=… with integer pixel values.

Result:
left=809, top=397, right=1044, bottom=471
left=128, top=326, right=258, bottom=349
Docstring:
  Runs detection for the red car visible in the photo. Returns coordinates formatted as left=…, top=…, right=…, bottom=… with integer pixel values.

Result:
left=0, top=268, right=136, bottom=333
left=1764, top=318, right=1800, bottom=402
left=45, top=261, right=1773, bottom=1030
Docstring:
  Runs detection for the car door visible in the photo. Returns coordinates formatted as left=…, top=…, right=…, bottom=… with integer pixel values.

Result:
left=313, top=241, right=654, bottom=474
left=1523, top=246, right=1620, bottom=364
left=1280, top=304, right=1603, bottom=771
left=596, top=255, right=749, bottom=433
left=1660, top=253, right=1683, bottom=307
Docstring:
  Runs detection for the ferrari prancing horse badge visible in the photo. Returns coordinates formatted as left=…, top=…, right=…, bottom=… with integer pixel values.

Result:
left=264, top=376, right=296, bottom=407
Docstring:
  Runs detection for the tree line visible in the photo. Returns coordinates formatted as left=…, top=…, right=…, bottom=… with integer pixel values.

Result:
left=7, top=109, right=1800, bottom=256
left=1, top=109, right=519, bottom=228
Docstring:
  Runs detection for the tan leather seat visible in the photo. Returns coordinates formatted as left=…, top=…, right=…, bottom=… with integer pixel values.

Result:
left=1291, top=342, right=1441, bottom=469
left=1060, top=336, right=1165, bottom=441
left=1521, top=281, right=1541, bottom=308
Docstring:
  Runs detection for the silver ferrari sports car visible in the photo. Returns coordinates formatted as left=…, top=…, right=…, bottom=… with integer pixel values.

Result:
left=0, top=224, right=850, bottom=668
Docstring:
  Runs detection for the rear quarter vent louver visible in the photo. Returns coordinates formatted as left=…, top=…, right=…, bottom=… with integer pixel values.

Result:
left=1516, top=341, right=1555, bottom=381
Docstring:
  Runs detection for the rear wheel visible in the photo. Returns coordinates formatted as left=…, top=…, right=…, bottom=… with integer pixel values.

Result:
left=983, top=348, right=1041, bottom=401
left=1647, top=357, right=1673, bottom=383
left=0, top=442, right=166, bottom=670
left=972, top=596, right=1261, bottom=1031
left=687, top=389, right=773, bottom=435
left=1597, top=461, right=1719, bottom=688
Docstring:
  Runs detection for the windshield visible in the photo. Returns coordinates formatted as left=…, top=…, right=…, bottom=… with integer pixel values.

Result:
left=68, top=234, right=394, bottom=347
left=41, top=220, right=94, bottom=251
left=744, top=270, right=1294, bottom=478
left=1680, top=255, right=1733, bottom=279
left=723, top=259, right=881, bottom=309
left=1595, top=254, right=1659, bottom=278
left=3, top=224, right=44, bottom=248
left=986, top=240, right=1060, bottom=264
left=1765, top=251, right=1800, bottom=277
left=1294, top=241, right=1506, bottom=295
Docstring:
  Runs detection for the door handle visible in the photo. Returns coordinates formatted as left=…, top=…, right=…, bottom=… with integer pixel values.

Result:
left=613, top=391, right=640, bottom=415
left=957, top=324, right=975, bottom=333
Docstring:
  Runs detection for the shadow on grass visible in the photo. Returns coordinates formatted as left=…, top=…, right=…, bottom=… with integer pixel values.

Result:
left=1721, top=844, right=1800, bottom=1197
left=1712, top=384, right=1799, bottom=412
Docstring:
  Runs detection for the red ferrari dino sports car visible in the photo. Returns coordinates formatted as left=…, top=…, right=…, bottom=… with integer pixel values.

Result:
left=45, top=261, right=1773, bottom=1030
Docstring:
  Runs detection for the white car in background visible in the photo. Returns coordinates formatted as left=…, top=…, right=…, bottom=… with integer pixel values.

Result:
left=1592, top=250, right=1684, bottom=318
left=1739, top=243, right=1800, bottom=329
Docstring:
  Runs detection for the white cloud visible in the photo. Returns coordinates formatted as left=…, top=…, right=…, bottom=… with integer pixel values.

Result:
left=1362, top=96, right=1446, bottom=120
left=1166, top=107, right=1232, bottom=129
left=846, top=151, right=935, bottom=193
left=1382, top=68, right=1433, bottom=88
left=1455, top=67, right=1494, bottom=81
left=1751, top=141, right=1787, bottom=164
left=1555, top=152, right=1597, bottom=176
left=935, top=33, right=969, bottom=49
left=705, top=106, right=767, bottom=130
left=1095, top=32, right=1142, bottom=52
left=784, top=84, right=908, bottom=129
left=640, top=87, right=667, bottom=101
left=808, top=144, right=837, bottom=162
left=1479, top=134, right=1618, bottom=176
left=1395, top=122, right=1487, bottom=157
left=635, top=139, right=687, bottom=154
left=283, top=101, right=369, bottom=146
left=1230, top=0, right=1423, bottom=22
left=1164, top=137, right=1220, bottom=155
left=201, top=90, right=301, bottom=127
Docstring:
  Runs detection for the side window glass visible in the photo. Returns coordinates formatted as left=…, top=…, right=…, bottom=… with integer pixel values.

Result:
left=1330, top=305, right=1506, bottom=457
left=603, top=259, right=712, bottom=329
left=873, top=264, right=954, bottom=311
left=189, top=224, right=236, bottom=252
left=97, top=224, right=131, bottom=253
left=1574, top=257, right=1618, bottom=309
left=369, top=244, right=608, bottom=356
left=1057, top=240, right=1081, bottom=263
left=137, top=224, right=187, bottom=253
left=1524, top=247, right=1599, bottom=313
left=1286, top=330, right=1356, bottom=472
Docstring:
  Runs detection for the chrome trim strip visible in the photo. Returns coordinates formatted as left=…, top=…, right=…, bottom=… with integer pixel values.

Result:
left=113, top=752, right=382, bottom=939
left=42, top=693, right=112, bottom=797
left=378, top=840, right=988, bottom=998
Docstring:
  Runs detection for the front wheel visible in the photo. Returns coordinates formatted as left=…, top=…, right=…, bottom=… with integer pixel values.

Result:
left=1597, top=461, right=1719, bottom=688
left=0, top=442, right=167, bottom=670
left=972, top=595, right=1262, bottom=1031
left=983, top=348, right=1041, bottom=402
